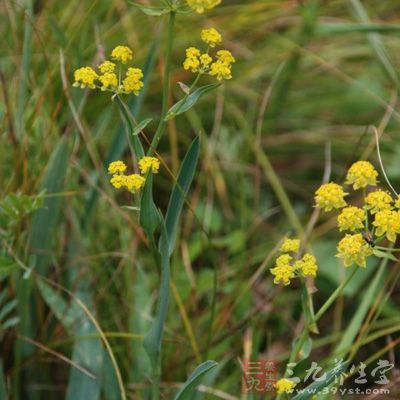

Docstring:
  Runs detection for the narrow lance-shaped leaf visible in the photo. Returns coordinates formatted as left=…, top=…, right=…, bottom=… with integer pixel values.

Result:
left=165, top=84, right=220, bottom=121
left=161, top=136, right=200, bottom=256
left=292, top=361, right=349, bottom=400
left=128, top=2, right=170, bottom=16
left=143, top=213, right=170, bottom=369
left=132, top=118, right=152, bottom=136
left=173, top=360, right=218, bottom=400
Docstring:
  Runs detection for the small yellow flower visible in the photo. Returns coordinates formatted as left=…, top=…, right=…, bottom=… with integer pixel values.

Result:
left=216, top=49, right=235, bottom=65
left=108, top=161, right=127, bottom=174
left=274, top=378, right=296, bottom=394
left=186, top=0, right=221, bottom=13
left=314, top=182, right=348, bottom=211
left=201, top=28, right=222, bottom=47
left=337, top=233, right=373, bottom=268
left=337, top=206, right=365, bottom=232
left=98, top=60, right=116, bottom=74
left=122, top=68, right=144, bottom=95
left=200, top=53, right=213, bottom=66
left=138, top=156, right=160, bottom=174
left=372, top=209, right=400, bottom=243
left=73, top=66, right=98, bottom=89
left=280, top=238, right=300, bottom=253
left=345, top=161, right=378, bottom=190
left=183, top=47, right=201, bottom=72
left=110, top=174, right=126, bottom=189
left=294, top=253, right=318, bottom=277
left=270, top=254, right=294, bottom=286
left=364, top=190, right=393, bottom=214
left=209, top=60, right=232, bottom=80
left=111, top=45, right=133, bottom=63
left=124, top=174, right=145, bottom=191
left=98, top=72, right=118, bottom=90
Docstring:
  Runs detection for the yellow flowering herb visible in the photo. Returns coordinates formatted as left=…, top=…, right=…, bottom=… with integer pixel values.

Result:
left=73, top=67, right=98, bottom=89
left=314, top=182, right=348, bottom=211
left=122, top=68, right=144, bottom=95
left=270, top=254, right=294, bottom=286
left=345, top=161, right=378, bottom=190
left=200, top=53, right=213, bottom=66
left=186, top=0, right=221, bottom=13
left=108, top=160, right=127, bottom=174
left=98, top=60, right=116, bottom=74
left=138, top=156, right=160, bottom=174
left=280, top=238, right=300, bottom=253
left=337, top=206, right=365, bottom=232
left=209, top=60, right=232, bottom=80
left=364, top=190, right=393, bottom=214
left=337, top=233, right=373, bottom=268
left=183, top=47, right=201, bottom=72
left=98, top=72, right=118, bottom=90
left=111, top=45, right=133, bottom=63
left=216, top=49, right=235, bottom=65
left=274, top=378, right=296, bottom=394
left=372, top=209, right=400, bottom=243
left=201, top=28, right=222, bottom=47
left=124, top=174, right=145, bottom=192
left=294, top=253, right=318, bottom=277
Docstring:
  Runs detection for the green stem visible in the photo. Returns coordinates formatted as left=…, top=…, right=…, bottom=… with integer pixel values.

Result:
left=314, top=267, right=358, bottom=322
left=374, top=246, right=400, bottom=252
left=148, top=11, right=176, bottom=155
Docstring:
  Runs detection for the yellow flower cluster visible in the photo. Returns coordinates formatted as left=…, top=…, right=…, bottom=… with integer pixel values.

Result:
left=314, top=182, right=348, bottom=211
left=183, top=29, right=235, bottom=81
left=274, top=378, right=296, bottom=394
left=337, top=234, right=373, bottom=268
left=186, top=0, right=221, bottom=13
left=73, top=45, right=144, bottom=96
left=270, top=238, right=318, bottom=285
left=315, top=160, right=400, bottom=267
left=108, top=157, right=160, bottom=192
left=345, top=161, right=378, bottom=190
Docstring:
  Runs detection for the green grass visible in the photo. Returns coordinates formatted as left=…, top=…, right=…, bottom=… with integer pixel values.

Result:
left=1, top=0, right=400, bottom=399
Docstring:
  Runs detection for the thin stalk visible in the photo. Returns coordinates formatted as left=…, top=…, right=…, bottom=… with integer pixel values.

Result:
left=314, top=267, right=358, bottom=322
left=148, top=11, right=176, bottom=155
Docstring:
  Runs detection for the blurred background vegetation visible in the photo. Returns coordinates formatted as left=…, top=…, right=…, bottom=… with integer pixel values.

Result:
left=1, top=0, right=400, bottom=398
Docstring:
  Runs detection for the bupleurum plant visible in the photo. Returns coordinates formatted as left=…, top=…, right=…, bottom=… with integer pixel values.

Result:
left=72, top=1, right=233, bottom=399
left=271, top=159, right=400, bottom=397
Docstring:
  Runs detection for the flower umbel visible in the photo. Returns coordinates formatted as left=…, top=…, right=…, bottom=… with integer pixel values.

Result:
left=337, top=233, right=373, bottom=268
left=345, top=161, right=378, bottom=190
left=186, top=0, right=221, bottom=13
left=337, top=206, right=365, bottom=232
left=294, top=253, right=318, bottom=277
left=108, top=160, right=127, bottom=174
left=314, top=182, right=348, bottom=211
left=99, top=60, right=116, bottom=74
left=364, top=190, right=393, bottom=214
left=201, top=28, right=222, bottom=47
left=280, top=238, right=300, bottom=253
left=122, top=68, right=144, bottom=95
left=111, top=45, right=133, bottom=63
left=274, top=378, right=296, bottom=394
left=372, top=209, right=400, bottom=243
left=138, top=157, right=160, bottom=174
left=73, top=67, right=98, bottom=89
left=270, top=254, right=294, bottom=286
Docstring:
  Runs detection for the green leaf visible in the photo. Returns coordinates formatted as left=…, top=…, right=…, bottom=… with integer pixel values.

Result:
left=143, top=214, right=170, bottom=369
left=30, top=137, right=69, bottom=274
left=165, top=84, right=221, bottom=121
left=129, top=2, right=170, bottom=16
left=292, top=361, right=349, bottom=400
left=373, top=249, right=398, bottom=261
left=161, top=136, right=200, bottom=256
left=0, top=256, right=18, bottom=278
left=132, top=118, right=152, bottom=136
left=140, top=171, right=160, bottom=240
left=173, top=360, right=218, bottom=400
